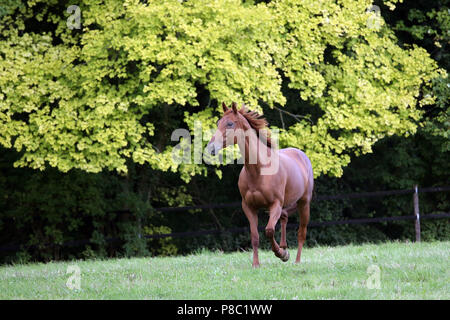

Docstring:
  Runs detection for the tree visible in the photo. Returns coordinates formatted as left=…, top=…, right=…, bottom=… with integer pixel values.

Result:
left=389, top=0, right=450, bottom=151
left=0, top=0, right=443, bottom=180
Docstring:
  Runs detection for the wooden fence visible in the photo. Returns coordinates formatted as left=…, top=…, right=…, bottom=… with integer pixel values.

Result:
left=0, top=185, right=449, bottom=252
left=149, top=185, right=450, bottom=241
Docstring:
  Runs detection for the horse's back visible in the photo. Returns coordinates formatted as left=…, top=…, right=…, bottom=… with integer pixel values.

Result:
left=279, top=148, right=312, bottom=173
left=279, top=148, right=314, bottom=202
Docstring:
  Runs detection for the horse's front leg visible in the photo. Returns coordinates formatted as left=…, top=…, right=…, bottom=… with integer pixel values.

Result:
left=242, top=201, right=260, bottom=268
left=265, top=201, right=289, bottom=262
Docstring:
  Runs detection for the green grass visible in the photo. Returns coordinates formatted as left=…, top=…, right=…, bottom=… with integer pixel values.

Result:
left=1, top=241, right=449, bottom=299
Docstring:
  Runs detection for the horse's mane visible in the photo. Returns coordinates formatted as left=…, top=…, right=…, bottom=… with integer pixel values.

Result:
left=238, top=106, right=273, bottom=149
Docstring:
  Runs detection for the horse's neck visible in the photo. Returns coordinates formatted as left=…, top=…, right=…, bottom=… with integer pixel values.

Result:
left=237, top=128, right=272, bottom=178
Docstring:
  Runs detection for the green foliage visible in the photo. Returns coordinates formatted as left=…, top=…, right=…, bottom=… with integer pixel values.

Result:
left=0, top=0, right=448, bottom=263
left=0, top=148, right=180, bottom=263
left=389, top=0, right=450, bottom=151
left=394, top=4, right=450, bottom=54
left=143, top=225, right=178, bottom=256
left=341, top=130, right=449, bottom=242
left=0, top=0, right=442, bottom=179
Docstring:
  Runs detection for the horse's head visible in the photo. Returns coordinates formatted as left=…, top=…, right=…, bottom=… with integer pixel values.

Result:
left=207, top=102, right=243, bottom=156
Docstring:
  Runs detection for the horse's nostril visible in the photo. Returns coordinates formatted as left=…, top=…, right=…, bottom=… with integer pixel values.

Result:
left=207, top=143, right=215, bottom=156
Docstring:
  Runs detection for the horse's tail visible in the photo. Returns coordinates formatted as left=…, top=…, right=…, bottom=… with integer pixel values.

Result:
left=308, top=158, right=315, bottom=202
left=297, top=149, right=315, bottom=203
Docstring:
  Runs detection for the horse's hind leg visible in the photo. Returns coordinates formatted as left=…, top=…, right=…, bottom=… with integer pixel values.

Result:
left=295, top=199, right=310, bottom=264
left=280, top=203, right=297, bottom=250
left=280, top=209, right=288, bottom=250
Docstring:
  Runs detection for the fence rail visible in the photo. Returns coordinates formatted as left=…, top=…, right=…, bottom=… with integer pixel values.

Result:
left=1, top=185, right=449, bottom=252
left=142, top=212, right=450, bottom=239
left=155, top=186, right=450, bottom=212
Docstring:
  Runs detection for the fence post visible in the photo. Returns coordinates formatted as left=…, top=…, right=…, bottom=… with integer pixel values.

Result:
left=413, top=184, right=421, bottom=242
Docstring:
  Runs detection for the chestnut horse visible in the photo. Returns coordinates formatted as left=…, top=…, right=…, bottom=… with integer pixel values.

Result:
left=207, top=102, right=314, bottom=267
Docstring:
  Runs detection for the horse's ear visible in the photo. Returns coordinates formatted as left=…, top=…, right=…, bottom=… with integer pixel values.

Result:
left=231, top=102, right=238, bottom=114
left=222, top=102, right=228, bottom=113
left=240, top=103, right=246, bottom=112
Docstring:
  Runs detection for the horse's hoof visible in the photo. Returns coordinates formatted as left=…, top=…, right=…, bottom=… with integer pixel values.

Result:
left=280, top=250, right=290, bottom=262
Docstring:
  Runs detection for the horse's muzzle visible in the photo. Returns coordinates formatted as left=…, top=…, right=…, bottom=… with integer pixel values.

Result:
left=207, top=140, right=222, bottom=156
left=207, top=142, right=217, bottom=156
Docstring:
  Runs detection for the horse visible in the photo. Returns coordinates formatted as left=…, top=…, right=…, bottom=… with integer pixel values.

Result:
left=207, top=102, right=314, bottom=267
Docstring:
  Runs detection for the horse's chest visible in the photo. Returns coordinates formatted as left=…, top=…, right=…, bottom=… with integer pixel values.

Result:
left=244, top=189, right=272, bottom=208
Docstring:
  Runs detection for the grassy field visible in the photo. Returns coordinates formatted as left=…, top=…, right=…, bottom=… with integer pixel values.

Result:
left=0, top=241, right=448, bottom=299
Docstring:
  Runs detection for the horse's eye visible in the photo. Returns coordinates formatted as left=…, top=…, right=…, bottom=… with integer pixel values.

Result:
left=226, top=121, right=234, bottom=128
